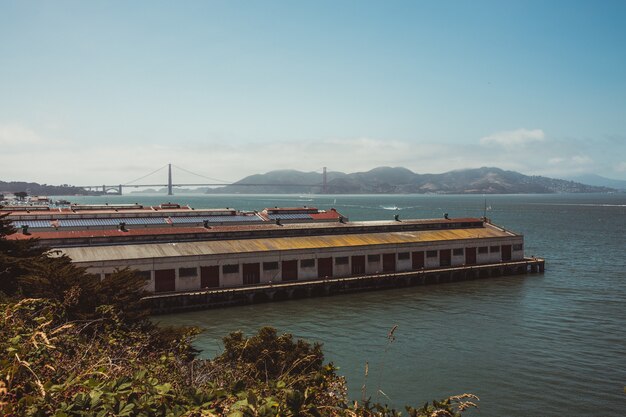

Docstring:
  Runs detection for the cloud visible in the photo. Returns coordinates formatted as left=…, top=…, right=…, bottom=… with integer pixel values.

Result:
left=571, top=155, right=592, bottom=165
left=0, top=124, right=43, bottom=147
left=2, top=124, right=625, bottom=185
left=0, top=137, right=451, bottom=185
left=479, top=128, right=545, bottom=147
left=548, top=157, right=564, bottom=165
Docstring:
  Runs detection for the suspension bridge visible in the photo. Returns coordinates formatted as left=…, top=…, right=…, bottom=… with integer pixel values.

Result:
left=78, top=164, right=329, bottom=195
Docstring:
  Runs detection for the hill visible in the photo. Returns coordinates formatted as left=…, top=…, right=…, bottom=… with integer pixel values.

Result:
left=206, top=167, right=615, bottom=194
left=0, top=180, right=96, bottom=196
left=565, top=174, right=626, bottom=190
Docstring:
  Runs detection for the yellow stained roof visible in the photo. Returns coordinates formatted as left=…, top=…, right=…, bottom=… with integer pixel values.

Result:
left=59, top=227, right=514, bottom=263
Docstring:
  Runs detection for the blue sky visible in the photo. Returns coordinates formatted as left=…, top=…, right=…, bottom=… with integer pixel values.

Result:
left=1, top=0, right=625, bottom=184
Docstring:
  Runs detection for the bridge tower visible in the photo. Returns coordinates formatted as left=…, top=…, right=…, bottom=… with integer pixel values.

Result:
left=167, top=163, right=173, bottom=195
left=322, top=167, right=327, bottom=194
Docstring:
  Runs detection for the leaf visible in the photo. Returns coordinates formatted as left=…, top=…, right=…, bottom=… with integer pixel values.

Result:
left=117, top=382, right=133, bottom=393
left=155, top=383, right=172, bottom=395
left=232, top=398, right=249, bottom=409
left=89, top=390, right=103, bottom=407
left=118, top=402, right=136, bottom=416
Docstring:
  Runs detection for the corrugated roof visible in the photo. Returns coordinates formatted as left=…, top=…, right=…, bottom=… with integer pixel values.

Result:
left=6, top=217, right=490, bottom=243
left=58, top=227, right=513, bottom=263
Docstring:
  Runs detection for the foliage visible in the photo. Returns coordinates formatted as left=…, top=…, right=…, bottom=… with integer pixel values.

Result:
left=0, top=298, right=214, bottom=416
left=217, top=327, right=325, bottom=383
left=0, top=298, right=475, bottom=417
left=0, top=213, right=47, bottom=298
left=1, top=214, right=149, bottom=322
left=13, top=191, right=28, bottom=200
left=0, top=214, right=478, bottom=416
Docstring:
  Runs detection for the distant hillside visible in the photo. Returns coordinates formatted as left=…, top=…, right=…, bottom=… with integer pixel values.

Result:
left=0, top=181, right=95, bottom=196
left=565, top=174, right=626, bottom=190
left=206, top=167, right=615, bottom=194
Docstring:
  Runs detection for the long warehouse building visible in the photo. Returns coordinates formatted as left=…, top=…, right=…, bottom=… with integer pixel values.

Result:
left=2, top=203, right=528, bottom=294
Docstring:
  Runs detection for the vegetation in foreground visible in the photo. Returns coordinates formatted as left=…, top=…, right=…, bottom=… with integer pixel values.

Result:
left=0, top=214, right=477, bottom=416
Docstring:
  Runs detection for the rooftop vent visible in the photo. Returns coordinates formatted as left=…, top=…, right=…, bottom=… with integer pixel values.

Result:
left=160, top=203, right=181, bottom=209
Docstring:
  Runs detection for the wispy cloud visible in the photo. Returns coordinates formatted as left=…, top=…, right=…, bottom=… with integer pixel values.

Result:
left=2, top=124, right=625, bottom=184
left=0, top=124, right=43, bottom=147
left=479, top=128, right=545, bottom=148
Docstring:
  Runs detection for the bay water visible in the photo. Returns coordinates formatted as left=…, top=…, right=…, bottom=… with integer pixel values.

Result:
left=66, top=193, right=626, bottom=416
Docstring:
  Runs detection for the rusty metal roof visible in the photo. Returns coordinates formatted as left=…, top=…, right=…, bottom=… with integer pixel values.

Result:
left=6, top=217, right=486, bottom=243
left=58, top=226, right=515, bottom=263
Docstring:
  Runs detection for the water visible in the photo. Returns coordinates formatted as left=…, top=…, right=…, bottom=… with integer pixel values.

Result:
left=66, top=193, right=626, bottom=416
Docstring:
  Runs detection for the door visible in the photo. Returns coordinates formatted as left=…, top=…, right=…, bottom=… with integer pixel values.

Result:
left=439, top=249, right=451, bottom=267
left=282, top=260, right=298, bottom=281
left=318, top=257, right=333, bottom=278
left=200, top=265, right=220, bottom=288
left=243, top=263, right=260, bottom=285
left=465, top=247, right=477, bottom=265
left=501, top=245, right=512, bottom=262
left=351, top=255, right=365, bottom=275
left=412, top=251, right=424, bottom=269
left=154, top=269, right=175, bottom=293
left=382, top=253, right=396, bottom=272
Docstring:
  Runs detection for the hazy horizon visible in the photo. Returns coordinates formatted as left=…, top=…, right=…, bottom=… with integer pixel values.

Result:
left=3, top=165, right=626, bottom=190
left=2, top=1, right=625, bottom=184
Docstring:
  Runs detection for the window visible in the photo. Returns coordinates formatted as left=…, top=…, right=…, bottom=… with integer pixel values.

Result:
left=453, top=248, right=464, bottom=256
left=490, top=246, right=500, bottom=253
left=301, top=259, right=315, bottom=268
left=478, top=246, right=489, bottom=254
left=513, top=243, right=523, bottom=251
left=335, top=256, right=349, bottom=265
left=179, top=267, right=197, bottom=277
left=367, top=254, right=380, bottom=263
left=263, top=261, right=279, bottom=270
left=136, top=270, right=151, bottom=280
left=426, top=250, right=438, bottom=258
left=398, top=252, right=410, bottom=260
left=223, top=264, right=239, bottom=274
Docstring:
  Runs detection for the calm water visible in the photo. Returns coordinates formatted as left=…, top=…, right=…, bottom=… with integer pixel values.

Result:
left=67, top=193, right=626, bottom=416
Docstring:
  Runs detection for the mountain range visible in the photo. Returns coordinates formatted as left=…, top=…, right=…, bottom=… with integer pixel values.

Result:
left=4, top=167, right=617, bottom=197
left=565, top=174, right=626, bottom=190
left=204, top=167, right=616, bottom=194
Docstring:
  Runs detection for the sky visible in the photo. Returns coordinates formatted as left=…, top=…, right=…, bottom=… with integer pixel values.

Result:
left=1, top=0, right=626, bottom=186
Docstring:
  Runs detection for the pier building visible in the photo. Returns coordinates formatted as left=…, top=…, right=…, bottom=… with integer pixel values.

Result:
left=2, top=203, right=543, bottom=311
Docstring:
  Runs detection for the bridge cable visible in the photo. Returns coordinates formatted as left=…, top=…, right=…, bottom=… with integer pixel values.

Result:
left=123, top=164, right=169, bottom=185
left=171, top=164, right=233, bottom=184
